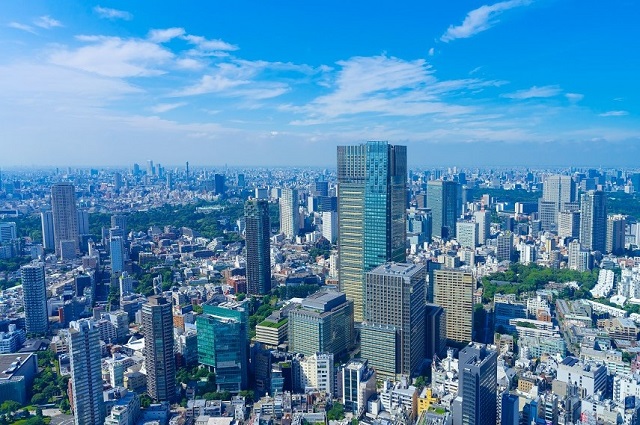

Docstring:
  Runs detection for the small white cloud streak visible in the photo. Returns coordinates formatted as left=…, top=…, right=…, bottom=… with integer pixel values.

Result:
left=148, top=27, right=185, bottom=43
left=150, top=102, right=187, bottom=113
left=94, top=6, right=133, bottom=20
left=502, top=85, right=561, bottom=99
left=565, top=93, right=584, bottom=103
left=8, top=22, right=37, bottom=34
left=599, top=111, right=628, bottom=117
left=441, top=0, right=531, bottom=42
left=183, top=35, right=238, bottom=52
left=34, top=15, right=63, bottom=29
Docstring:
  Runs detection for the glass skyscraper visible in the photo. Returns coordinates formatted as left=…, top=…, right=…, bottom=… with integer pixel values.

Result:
left=427, top=180, right=459, bottom=240
left=337, top=141, right=406, bottom=321
left=245, top=199, right=271, bottom=295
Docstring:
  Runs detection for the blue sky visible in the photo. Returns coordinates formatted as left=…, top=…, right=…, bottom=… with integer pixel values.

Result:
left=1, top=0, right=639, bottom=167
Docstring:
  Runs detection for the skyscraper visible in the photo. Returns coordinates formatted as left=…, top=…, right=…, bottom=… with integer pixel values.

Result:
left=21, top=263, right=48, bottom=335
left=245, top=199, right=271, bottom=295
left=279, top=188, right=300, bottom=239
left=197, top=301, right=249, bottom=392
left=606, top=214, right=626, bottom=255
left=454, top=343, right=498, bottom=425
left=111, top=214, right=127, bottom=236
left=433, top=269, right=474, bottom=346
left=110, top=236, right=125, bottom=273
left=473, top=210, right=491, bottom=245
left=362, top=263, right=426, bottom=378
left=51, top=183, right=78, bottom=256
left=0, top=222, right=16, bottom=243
left=580, top=190, right=607, bottom=252
left=40, top=211, right=55, bottom=250
left=68, top=319, right=104, bottom=425
left=337, top=141, right=407, bottom=321
left=542, top=175, right=576, bottom=212
left=427, top=180, right=459, bottom=240
left=142, top=296, right=176, bottom=402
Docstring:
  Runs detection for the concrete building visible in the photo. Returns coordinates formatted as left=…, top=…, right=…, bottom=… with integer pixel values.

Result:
left=279, top=188, right=299, bottom=239
left=558, top=210, right=581, bottom=239
left=556, top=357, right=607, bottom=398
left=51, top=182, right=78, bottom=256
left=0, top=353, right=37, bottom=404
left=428, top=180, right=459, bottom=240
left=142, top=296, right=176, bottom=401
left=342, top=359, right=376, bottom=418
left=68, top=319, right=105, bottom=425
left=452, top=343, right=498, bottom=425
left=245, top=199, right=271, bottom=295
left=337, top=141, right=407, bottom=322
left=21, top=263, right=48, bottom=335
left=297, top=352, right=334, bottom=396
left=473, top=210, right=491, bottom=245
left=40, top=211, right=55, bottom=250
left=607, top=214, right=626, bottom=255
left=580, top=190, right=607, bottom=252
left=433, top=269, right=474, bottom=346
left=456, top=221, right=478, bottom=249
left=321, top=210, right=338, bottom=244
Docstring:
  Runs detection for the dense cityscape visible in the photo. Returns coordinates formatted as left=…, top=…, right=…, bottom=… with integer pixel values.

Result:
left=0, top=144, right=640, bottom=425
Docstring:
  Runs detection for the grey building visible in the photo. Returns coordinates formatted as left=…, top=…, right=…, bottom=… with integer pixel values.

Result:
left=142, top=296, right=176, bottom=402
left=453, top=343, right=498, bottom=425
left=580, top=190, right=607, bottom=252
left=427, top=180, right=459, bottom=240
left=245, top=199, right=271, bottom=295
left=51, top=182, right=78, bottom=256
left=21, top=263, right=48, bottom=335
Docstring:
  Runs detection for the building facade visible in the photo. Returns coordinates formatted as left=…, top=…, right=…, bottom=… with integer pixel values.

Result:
left=21, top=263, right=48, bottom=335
left=245, top=199, right=271, bottom=295
left=142, top=296, right=176, bottom=402
left=51, top=182, right=78, bottom=256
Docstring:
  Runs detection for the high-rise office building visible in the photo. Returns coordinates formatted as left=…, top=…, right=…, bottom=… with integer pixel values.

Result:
left=558, top=210, right=581, bottom=239
left=606, top=214, right=626, bottom=255
left=362, top=263, right=426, bottom=378
left=68, top=319, right=104, bottom=425
left=322, top=210, right=338, bottom=244
left=456, top=221, right=478, bottom=248
left=427, top=180, right=459, bottom=240
left=111, top=214, right=127, bottom=236
left=424, top=304, right=446, bottom=361
left=197, top=301, right=248, bottom=392
left=580, top=190, right=607, bottom=252
left=40, top=211, right=55, bottom=250
left=21, top=263, right=48, bottom=335
left=453, top=343, right=498, bottom=425
left=433, top=269, right=474, bottom=345
left=142, top=296, right=176, bottom=402
left=51, top=183, right=78, bottom=256
left=213, top=174, right=226, bottom=196
left=337, top=141, right=407, bottom=321
left=542, top=175, right=577, bottom=224
left=473, top=210, right=490, bottom=245
left=279, top=188, right=300, bottom=239
left=288, top=291, right=354, bottom=358
left=0, top=222, right=16, bottom=243
left=496, top=231, right=514, bottom=262
left=77, top=210, right=89, bottom=236
left=110, top=236, right=125, bottom=273
left=245, top=199, right=271, bottom=295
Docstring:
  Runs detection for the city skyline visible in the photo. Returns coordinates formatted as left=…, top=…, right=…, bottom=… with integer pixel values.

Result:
left=1, top=1, right=639, bottom=167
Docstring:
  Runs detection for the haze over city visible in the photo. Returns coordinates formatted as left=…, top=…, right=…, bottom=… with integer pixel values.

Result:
left=1, top=1, right=639, bottom=167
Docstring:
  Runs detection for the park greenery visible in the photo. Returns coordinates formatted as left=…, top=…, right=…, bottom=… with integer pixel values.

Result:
left=481, top=263, right=598, bottom=303
left=30, top=350, right=70, bottom=413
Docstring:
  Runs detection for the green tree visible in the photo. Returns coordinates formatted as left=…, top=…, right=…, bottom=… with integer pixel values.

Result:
left=327, top=403, right=345, bottom=420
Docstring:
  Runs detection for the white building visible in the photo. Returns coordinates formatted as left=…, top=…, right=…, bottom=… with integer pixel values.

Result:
left=298, top=352, right=334, bottom=396
left=556, top=357, right=607, bottom=398
left=322, top=211, right=338, bottom=244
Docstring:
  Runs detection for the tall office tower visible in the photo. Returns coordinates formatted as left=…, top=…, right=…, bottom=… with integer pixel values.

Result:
left=453, top=343, right=498, bottom=425
left=558, top=210, right=581, bottom=239
left=197, top=301, right=248, bottom=392
left=568, top=240, right=592, bottom=272
left=288, top=291, right=354, bottom=358
left=147, top=160, right=154, bottom=176
left=142, top=296, right=176, bottom=401
left=496, top=231, right=514, bottom=261
left=310, top=180, right=329, bottom=197
left=119, top=272, right=133, bottom=299
left=214, top=174, right=226, bottom=196
left=41, top=211, right=55, bottom=250
left=110, top=236, right=125, bottom=273
left=580, top=190, right=607, bottom=252
left=245, top=199, right=271, bottom=295
left=237, top=173, right=245, bottom=188
left=433, top=269, right=474, bottom=346
left=542, top=175, right=577, bottom=214
left=362, top=263, right=426, bottom=378
left=51, top=183, right=78, bottom=256
left=68, top=319, right=104, bottom=425
left=456, top=221, right=478, bottom=248
left=337, top=141, right=407, bottom=322
left=424, top=304, right=446, bottom=360
left=342, top=359, right=377, bottom=416
left=473, top=209, right=491, bottom=245
left=606, top=215, right=626, bottom=255
left=538, top=200, right=558, bottom=232
left=427, top=180, right=459, bottom=240
left=21, top=263, right=48, bottom=335
left=0, top=222, right=16, bottom=243
left=322, top=211, right=338, bottom=244
left=501, top=392, right=520, bottom=425
left=279, top=188, right=300, bottom=239
left=111, top=214, right=127, bottom=236
left=77, top=210, right=89, bottom=235
left=113, top=172, right=122, bottom=192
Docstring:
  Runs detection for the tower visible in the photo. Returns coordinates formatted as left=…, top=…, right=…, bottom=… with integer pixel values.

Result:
left=279, top=188, right=300, bottom=239
left=68, top=319, right=104, bottom=425
left=40, top=211, right=55, bottom=250
left=337, top=141, right=407, bottom=321
left=142, top=296, right=176, bottom=401
left=21, top=263, right=48, bottom=335
left=433, top=269, right=474, bottom=346
left=455, top=343, right=498, bottom=425
left=51, top=183, right=78, bottom=256
left=427, top=180, right=459, bottom=240
left=580, top=190, right=607, bottom=252
left=110, top=236, right=125, bottom=273
left=362, top=263, right=426, bottom=378
left=245, top=199, right=271, bottom=295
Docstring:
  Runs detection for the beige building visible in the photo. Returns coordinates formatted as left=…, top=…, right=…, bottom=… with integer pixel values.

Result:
left=433, top=269, right=474, bottom=345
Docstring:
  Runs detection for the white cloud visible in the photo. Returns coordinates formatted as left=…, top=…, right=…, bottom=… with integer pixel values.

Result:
left=441, top=0, right=531, bottom=42
left=176, top=58, right=206, bottom=70
left=50, top=36, right=174, bottom=78
left=34, top=15, right=63, bottom=29
left=183, top=34, right=238, bottom=52
left=502, top=85, right=561, bottom=99
left=599, top=110, right=628, bottom=117
left=8, top=22, right=36, bottom=34
left=565, top=93, right=584, bottom=103
left=150, top=102, right=187, bottom=113
left=148, top=27, right=185, bottom=43
left=176, top=74, right=250, bottom=96
left=94, top=6, right=133, bottom=20
left=428, top=47, right=435, bottom=56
